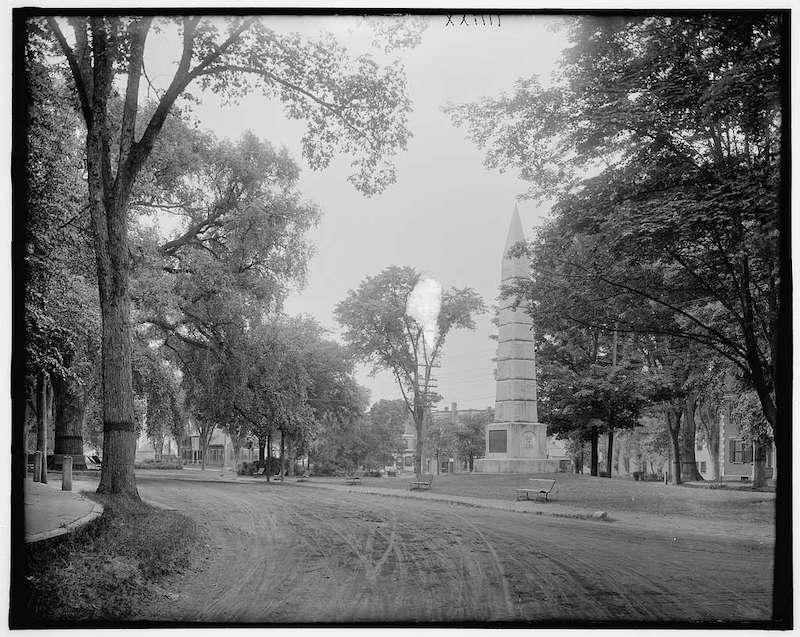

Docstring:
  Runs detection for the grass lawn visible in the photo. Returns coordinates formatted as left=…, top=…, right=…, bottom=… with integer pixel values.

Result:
left=333, top=472, right=775, bottom=525
left=20, top=493, right=201, bottom=625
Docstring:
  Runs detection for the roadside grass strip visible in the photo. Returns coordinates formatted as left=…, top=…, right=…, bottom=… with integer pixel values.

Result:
left=22, top=493, right=199, bottom=624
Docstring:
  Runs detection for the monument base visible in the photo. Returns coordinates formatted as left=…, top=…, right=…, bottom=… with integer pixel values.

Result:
left=474, top=457, right=562, bottom=474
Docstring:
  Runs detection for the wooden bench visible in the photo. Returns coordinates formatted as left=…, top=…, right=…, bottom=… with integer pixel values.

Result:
left=515, top=478, right=556, bottom=502
left=409, top=474, right=434, bottom=490
left=344, top=475, right=361, bottom=485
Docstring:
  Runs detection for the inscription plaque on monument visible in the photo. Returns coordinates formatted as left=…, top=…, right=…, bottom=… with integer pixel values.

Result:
left=488, top=430, right=507, bottom=453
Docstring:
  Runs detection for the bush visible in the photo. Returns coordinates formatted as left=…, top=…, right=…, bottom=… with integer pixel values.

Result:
left=134, top=459, right=183, bottom=470
left=237, top=461, right=259, bottom=476
left=310, top=459, right=348, bottom=476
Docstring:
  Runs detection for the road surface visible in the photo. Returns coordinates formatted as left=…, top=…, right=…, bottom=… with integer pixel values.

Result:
left=138, top=476, right=773, bottom=624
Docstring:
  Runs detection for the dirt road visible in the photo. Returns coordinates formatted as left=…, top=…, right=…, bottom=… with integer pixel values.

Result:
left=138, top=476, right=773, bottom=624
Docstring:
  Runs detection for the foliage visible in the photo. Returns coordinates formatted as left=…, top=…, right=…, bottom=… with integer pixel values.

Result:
left=731, top=390, right=773, bottom=445
left=132, top=344, right=181, bottom=453
left=365, top=399, right=408, bottom=464
left=38, top=14, right=417, bottom=493
left=446, top=14, right=784, bottom=429
left=535, top=324, right=647, bottom=442
left=453, top=409, right=492, bottom=469
left=24, top=24, right=100, bottom=402
left=335, top=265, right=485, bottom=474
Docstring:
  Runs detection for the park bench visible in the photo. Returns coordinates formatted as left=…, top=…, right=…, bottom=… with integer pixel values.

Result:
left=296, top=472, right=311, bottom=482
left=344, top=475, right=361, bottom=485
left=408, top=474, right=434, bottom=491
left=515, top=478, right=556, bottom=502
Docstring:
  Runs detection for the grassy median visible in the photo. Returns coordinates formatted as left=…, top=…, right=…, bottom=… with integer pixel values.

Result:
left=21, top=493, right=200, bottom=625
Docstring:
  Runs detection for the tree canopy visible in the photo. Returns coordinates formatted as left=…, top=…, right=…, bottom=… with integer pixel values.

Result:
left=335, top=266, right=486, bottom=475
left=446, top=13, right=784, bottom=436
left=34, top=14, right=417, bottom=494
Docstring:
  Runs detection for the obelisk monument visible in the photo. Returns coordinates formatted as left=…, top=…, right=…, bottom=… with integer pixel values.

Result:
left=475, top=206, right=560, bottom=473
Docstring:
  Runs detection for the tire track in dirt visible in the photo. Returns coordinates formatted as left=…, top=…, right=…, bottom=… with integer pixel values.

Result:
left=138, top=478, right=774, bottom=624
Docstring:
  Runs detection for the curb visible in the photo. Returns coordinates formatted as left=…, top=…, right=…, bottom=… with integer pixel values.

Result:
left=25, top=499, right=104, bottom=545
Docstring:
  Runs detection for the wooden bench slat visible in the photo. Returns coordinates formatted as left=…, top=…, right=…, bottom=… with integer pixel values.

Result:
left=408, top=474, right=434, bottom=490
left=514, top=479, right=556, bottom=502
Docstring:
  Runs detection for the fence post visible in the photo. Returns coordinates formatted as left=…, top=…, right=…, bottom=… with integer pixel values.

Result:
left=33, top=451, right=42, bottom=482
left=62, top=456, right=72, bottom=491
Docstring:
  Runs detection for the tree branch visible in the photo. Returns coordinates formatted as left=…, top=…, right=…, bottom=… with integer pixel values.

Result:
left=45, top=18, right=92, bottom=125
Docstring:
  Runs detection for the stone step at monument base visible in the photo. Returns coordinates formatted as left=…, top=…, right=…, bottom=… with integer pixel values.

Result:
left=474, top=457, right=563, bottom=474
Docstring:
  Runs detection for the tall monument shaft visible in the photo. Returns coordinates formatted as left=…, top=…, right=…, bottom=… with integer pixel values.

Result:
left=475, top=205, right=559, bottom=473
left=495, top=207, right=538, bottom=424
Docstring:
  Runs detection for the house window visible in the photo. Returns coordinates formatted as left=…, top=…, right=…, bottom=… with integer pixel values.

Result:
left=729, top=439, right=753, bottom=464
left=699, top=461, right=707, bottom=473
left=488, top=430, right=507, bottom=453
left=403, top=456, right=413, bottom=467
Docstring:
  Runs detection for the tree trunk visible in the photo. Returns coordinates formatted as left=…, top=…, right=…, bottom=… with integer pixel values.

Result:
left=605, top=428, right=614, bottom=477
left=258, top=436, right=266, bottom=465
left=266, top=433, right=272, bottom=482
left=590, top=427, right=599, bottom=476
left=35, top=372, right=48, bottom=483
left=94, top=209, right=139, bottom=496
left=414, top=395, right=424, bottom=478
left=752, top=441, right=768, bottom=489
left=666, top=409, right=682, bottom=485
left=621, top=435, right=631, bottom=475
left=680, top=395, right=703, bottom=481
left=93, top=188, right=139, bottom=496
left=51, top=373, right=88, bottom=469
left=709, top=435, right=720, bottom=481
left=279, top=429, right=285, bottom=480
left=153, top=436, right=164, bottom=462
left=287, top=439, right=296, bottom=477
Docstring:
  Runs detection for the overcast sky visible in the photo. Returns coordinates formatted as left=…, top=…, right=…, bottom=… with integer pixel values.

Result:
left=146, top=14, right=569, bottom=410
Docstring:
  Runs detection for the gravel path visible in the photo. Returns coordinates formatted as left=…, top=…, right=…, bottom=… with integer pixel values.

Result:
left=137, top=475, right=774, bottom=624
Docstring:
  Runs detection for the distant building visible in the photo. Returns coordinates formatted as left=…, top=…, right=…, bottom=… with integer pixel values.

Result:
left=695, top=396, right=776, bottom=481
left=399, top=402, right=490, bottom=473
left=135, top=425, right=260, bottom=467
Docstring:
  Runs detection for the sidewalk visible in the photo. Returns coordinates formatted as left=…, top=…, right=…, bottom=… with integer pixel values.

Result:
left=24, top=475, right=104, bottom=544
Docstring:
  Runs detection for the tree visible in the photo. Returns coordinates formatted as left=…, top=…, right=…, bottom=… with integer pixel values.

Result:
left=695, top=360, right=730, bottom=481
left=335, top=266, right=486, bottom=476
left=453, top=409, right=491, bottom=472
left=423, top=411, right=453, bottom=475
left=40, top=14, right=414, bottom=495
left=365, top=399, right=407, bottom=467
left=24, top=25, right=101, bottom=471
left=446, top=13, right=784, bottom=438
left=731, top=390, right=773, bottom=489
left=132, top=345, right=180, bottom=461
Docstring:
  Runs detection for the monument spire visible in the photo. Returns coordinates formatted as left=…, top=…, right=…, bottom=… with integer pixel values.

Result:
left=475, top=205, right=559, bottom=473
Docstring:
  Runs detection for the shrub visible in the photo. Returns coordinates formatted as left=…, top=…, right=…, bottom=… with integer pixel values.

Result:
left=134, top=459, right=183, bottom=470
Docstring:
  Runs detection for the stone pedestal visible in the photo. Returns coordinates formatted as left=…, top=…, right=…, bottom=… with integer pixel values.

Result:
left=474, top=421, right=561, bottom=473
